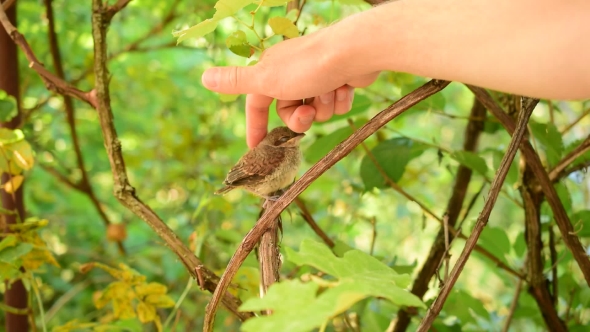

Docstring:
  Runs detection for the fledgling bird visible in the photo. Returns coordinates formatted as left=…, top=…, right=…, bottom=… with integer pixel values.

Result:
left=214, top=126, right=305, bottom=200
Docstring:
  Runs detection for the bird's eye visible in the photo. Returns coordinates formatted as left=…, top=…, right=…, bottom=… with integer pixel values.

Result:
left=275, top=136, right=290, bottom=145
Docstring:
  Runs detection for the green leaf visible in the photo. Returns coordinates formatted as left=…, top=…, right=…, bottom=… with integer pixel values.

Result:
left=0, top=242, right=33, bottom=264
left=477, top=227, right=511, bottom=265
left=8, top=140, right=34, bottom=171
left=255, top=0, right=292, bottom=7
left=444, top=289, right=490, bottom=324
left=360, top=138, right=428, bottom=191
left=225, top=30, right=253, bottom=58
left=450, top=151, right=488, bottom=176
left=213, top=0, right=255, bottom=20
left=512, top=232, right=526, bottom=258
left=529, top=121, right=563, bottom=166
left=0, top=89, right=17, bottom=122
left=241, top=240, right=423, bottom=332
left=286, top=240, right=423, bottom=306
left=323, top=94, right=372, bottom=124
left=174, top=19, right=219, bottom=44
left=268, top=17, right=299, bottom=38
left=0, top=128, right=22, bottom=144
left=570, top=210, right=590, bottom=237
left=305, top=126, right=353, bottom=164
left=0, top=235, right=18, bottom=252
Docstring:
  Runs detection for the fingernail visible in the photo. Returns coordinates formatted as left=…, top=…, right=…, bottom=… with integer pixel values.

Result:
left=319, top=92, right=332, bottom=104
left=336, top=89, right=347, bottom=102
left=298, top=115, right=314, bottom=124
left=202, top=68, right=219, bottom=88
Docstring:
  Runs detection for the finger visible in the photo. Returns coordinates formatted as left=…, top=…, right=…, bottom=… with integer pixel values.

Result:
left=311, top=91, right=335, bottom=122
left=246, top=94, right=273, bottom=148
left=277, top=100, right=316, bottom=133
left=334, top=85, right=355, bottom=115
left=347, top=72, right=380, bottom=88
left=202, top=66, right=258, bottom=94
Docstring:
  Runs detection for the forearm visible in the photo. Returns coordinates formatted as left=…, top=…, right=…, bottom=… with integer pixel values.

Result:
left=333, top=0, right=590, bottom=99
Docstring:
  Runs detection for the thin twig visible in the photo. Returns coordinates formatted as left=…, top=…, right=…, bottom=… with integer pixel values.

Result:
left=549, top=224, right=558, bottom=304
left=501, top=277, right=524, bottom=332
left=90, top=0, right=251, bottom=320
left=294, top=197, right=335, bottom=248
left=561, top=107, right=590, bottom=135
left=549, top=134, right=590, bottom=181
left=202, top=80, right=452, bottom=332
left=416, top=92, right=535, bottom=331
left=468, top=85, right=590, bottom=286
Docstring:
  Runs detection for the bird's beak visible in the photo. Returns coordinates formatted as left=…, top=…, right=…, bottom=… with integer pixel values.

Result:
left=290, top=132, right=305, bottom=142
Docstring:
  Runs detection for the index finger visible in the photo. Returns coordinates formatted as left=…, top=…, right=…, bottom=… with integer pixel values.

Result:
left=246, top=94, right=274, bottom=149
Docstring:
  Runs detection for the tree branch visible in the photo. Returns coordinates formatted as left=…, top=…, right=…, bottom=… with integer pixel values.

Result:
left=43, top=0, right=126, bottom=254
left=202, top=80, right=451, bottom=332
left=549, top=134, right=590, bottom=181
left=501, top=277, right=524, bottom=332
left=0, top=0, right=15, bottom=10
left=0, top=5, right=97, bottom=108
left=468, top=85, right=590, bottom=286
left=90, top=0, right=251, bottom=320
left=560, top=107, right=590, bottom=135
left=416, top=93, right=535, bottom=331
left=294, top=197, right=335, bottom=248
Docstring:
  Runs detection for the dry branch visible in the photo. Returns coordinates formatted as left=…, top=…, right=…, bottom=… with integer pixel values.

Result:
left=416, top=94, right=535, bottom=331
left=202, top=80, right=451, bottom=332
left=90, top=0, right=251, bottom=320
left=469, top=85, right=590, bottom=286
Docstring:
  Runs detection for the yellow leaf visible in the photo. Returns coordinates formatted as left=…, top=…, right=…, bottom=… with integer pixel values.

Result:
left=268, top=17, right=299, bottom=38
left=112, top=298, right=136, bottom=319
left=135, top=282, right=167, bottom=297
left=136, top=301, right=156, bottom=323
left=3, top=175, right=23, bottom=193
left=154, top=316, right=164, bottom=332
left=144, top=294, right=175, bottom=308
left=8, top=140, right=34, bottom=170
left=22, top=248, right=60, bottom=270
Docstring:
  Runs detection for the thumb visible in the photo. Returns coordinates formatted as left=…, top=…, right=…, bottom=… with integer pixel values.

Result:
left=201, top=66, right=258, bottom=94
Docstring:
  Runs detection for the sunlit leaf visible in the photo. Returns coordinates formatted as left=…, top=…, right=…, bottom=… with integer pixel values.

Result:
left=136, top=301, right=156, bottom=323
left=3, top=175, right=24, bottom=193
left=360, top=138, right=428, bottom=191
left=9, top=140, right=35, bottom=170
left=174, top=19, right=219, bottom=44
left=135, top=282, right=167, bottom=297
left=255, top=0, right=292, bottom=7
left=268, top=17, right=299, bottom=38
left=213, top=0, right=255, bottom=20
left=144, top=294, right=175, bottom=308
left=226, top=30, right=254, bottom=58
left=0, top=235, right=18, bottom=252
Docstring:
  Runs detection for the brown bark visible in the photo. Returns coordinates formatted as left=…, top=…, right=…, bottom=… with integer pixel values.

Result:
left=0, top=3, right=29, bottom=332
left=394, top=99, right=486, bottom=331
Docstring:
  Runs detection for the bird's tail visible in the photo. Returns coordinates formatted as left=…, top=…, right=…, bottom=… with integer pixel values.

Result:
left=214, top=186, right=233, bottom=195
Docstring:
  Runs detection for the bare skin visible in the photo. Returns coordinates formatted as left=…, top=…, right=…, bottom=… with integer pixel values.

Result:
left=201, top=0, right=590, bottom=148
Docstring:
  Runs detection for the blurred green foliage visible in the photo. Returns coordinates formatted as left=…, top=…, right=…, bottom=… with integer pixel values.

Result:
left=1, top=0, right=589, bottom=331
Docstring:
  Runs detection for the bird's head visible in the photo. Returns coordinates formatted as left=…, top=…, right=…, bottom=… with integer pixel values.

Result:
left=260, top=126, right=305, bottom=148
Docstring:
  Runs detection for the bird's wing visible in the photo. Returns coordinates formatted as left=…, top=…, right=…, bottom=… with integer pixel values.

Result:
left=224, top=148, right=285, bottom=187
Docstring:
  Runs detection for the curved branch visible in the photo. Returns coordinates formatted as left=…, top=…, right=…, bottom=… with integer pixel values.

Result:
left=549, top=134, right=590, bottom=181
left=202, top=80, right=451, bottom=332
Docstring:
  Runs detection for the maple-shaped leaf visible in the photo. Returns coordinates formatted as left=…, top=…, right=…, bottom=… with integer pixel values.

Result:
left=239, top=240, right=424, bottom=332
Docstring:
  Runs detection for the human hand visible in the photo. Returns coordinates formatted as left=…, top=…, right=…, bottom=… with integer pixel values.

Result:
left=201, top=24, right=379, bottom=148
